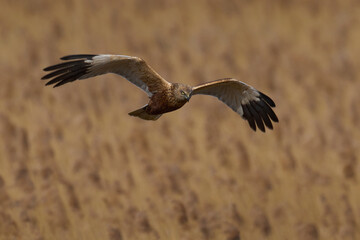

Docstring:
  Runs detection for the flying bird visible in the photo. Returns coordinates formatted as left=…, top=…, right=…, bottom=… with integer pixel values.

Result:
left=42, top=54, right=278, bottom=132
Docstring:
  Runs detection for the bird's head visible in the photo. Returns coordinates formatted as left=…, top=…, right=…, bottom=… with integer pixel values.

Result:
left=173, top=83, right=192, bottom=102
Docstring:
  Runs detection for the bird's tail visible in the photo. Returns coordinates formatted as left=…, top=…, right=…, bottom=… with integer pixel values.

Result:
left=128, top=105, right=162, bottom=121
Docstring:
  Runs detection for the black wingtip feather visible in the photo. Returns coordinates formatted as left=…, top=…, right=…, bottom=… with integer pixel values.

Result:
left=48, top=69, right=87, bottom=86
left=247, top=103, right=265, bottom=132
left=43, top=60, right=84, bottom=71
left=42, top=67, right=69, bottom=80
left=252, top=101, right=273, bottom=130
left=259, top=92, right=276, bottom=107
left=257, top=99, right=279, bottom=123
left=271, top=113, right=279, bottom=122
left=60, top=54, right=97, bottom=60
left=242, top=104, right=257, bottom=131
left=249, top=119, right=257, bottom=131
left=42, top=56, right=92, bottom=87
left=53, top=81, right=68, bottom=88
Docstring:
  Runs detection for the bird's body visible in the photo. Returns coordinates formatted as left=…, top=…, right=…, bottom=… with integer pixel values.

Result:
left=42, top=54, right=278, bottom=132
left=128, top=83, right=192, bottom=120
left=149, top=83, right=191, bottom=114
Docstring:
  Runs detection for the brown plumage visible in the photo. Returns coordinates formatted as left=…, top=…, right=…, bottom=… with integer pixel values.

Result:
left=42, top=54, right=278, bottom=132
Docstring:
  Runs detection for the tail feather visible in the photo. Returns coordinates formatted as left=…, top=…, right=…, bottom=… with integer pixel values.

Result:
left=128, top=105, right=162, bottom=121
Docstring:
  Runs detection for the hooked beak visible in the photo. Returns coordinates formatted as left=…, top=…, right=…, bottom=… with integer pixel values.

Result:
left=185, top=94, right=190, bottom=102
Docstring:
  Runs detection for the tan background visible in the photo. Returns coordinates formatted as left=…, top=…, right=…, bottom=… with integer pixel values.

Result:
left=0, top=0, right=359, bottom=239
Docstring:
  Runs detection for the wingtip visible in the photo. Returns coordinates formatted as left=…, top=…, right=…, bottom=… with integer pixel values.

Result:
left=60, top=54, right=97, bottom=60
left=259, top=92, right=276, bottom=107
left=248, top=120, right=257, bottom=132
left=258, top=126, right=265, bottom=132
left=60, top=55, right=71, bottom=60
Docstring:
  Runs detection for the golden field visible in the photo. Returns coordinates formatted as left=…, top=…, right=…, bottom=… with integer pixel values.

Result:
left=0, top=0, right=359, bottom=239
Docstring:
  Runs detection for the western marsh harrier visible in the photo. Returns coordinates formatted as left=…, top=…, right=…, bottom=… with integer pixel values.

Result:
left=42, top=54, right=278, bottom=132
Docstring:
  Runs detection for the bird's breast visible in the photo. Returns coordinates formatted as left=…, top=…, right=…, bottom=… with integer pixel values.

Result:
left=147, top=92, right=187, bottom=114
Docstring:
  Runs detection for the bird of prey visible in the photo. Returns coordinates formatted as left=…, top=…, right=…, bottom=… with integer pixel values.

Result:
left=42, top=54, right=278, bottom=132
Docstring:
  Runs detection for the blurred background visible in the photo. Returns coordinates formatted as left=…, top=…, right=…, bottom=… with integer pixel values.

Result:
left=0, top=0, right=359, bottom=239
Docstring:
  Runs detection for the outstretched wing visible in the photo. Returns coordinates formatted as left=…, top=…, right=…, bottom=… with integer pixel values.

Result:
left=191, top=78, right=278, bottom=132
left=42, top=54, right=171, bottom=96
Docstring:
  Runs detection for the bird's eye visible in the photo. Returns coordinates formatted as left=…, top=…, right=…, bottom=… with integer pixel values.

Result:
left=181, top=91, right=185, bottom=95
